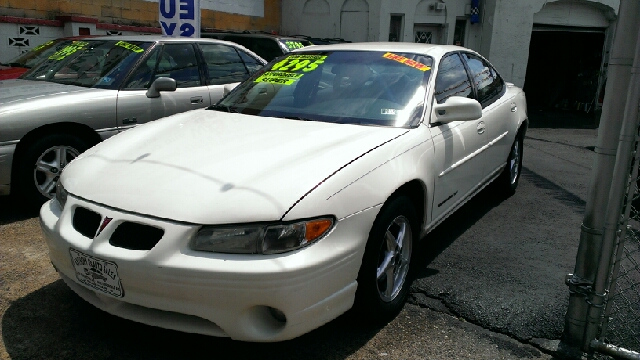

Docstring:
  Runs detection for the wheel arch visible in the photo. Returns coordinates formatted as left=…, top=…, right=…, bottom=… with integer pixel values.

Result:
left=384, top=179, right=427, bottom=236
left=11, top=122, right=102, bottom=186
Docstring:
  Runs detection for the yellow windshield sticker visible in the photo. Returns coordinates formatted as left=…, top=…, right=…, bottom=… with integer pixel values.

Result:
left=48, top=41, right=89, bottom=61
left=255, top=71, right=304, bottom=85
left=383, top=52, right=431, bottom=71
left=32, top=40, right=55, bottom=52
left=270, top=55, right=327, bottom=73
left=115, top=41, right=144, bottom=53
left=284, top=41, right=306, bottom=51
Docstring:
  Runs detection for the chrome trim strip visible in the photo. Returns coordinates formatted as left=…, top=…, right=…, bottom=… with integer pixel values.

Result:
left=439, top=131, right=508, bottom=177
left=0, top=140, right=19, bottom=146
left=339, top=203, right=383, bottom=221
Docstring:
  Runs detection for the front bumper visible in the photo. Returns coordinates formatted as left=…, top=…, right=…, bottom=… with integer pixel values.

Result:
left=40, top=195, right=379, bottom=342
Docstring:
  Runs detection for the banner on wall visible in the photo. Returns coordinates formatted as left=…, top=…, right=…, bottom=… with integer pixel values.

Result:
left=470, top=0, right=480, bottom=24
left=159, top=0, right=201, bottom=38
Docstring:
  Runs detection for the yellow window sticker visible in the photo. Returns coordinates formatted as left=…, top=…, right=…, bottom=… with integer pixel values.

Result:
left=115, top=41, right=144, bottom=53
left=383, top=52, right=431, bottom=71
left=270, top=55, right=327, bottom=73
left=255, top=71, right=304, bottom=85
left=48, top=41, right=89, bottom=61
left=284, top=41, right=305, bottom=51
left=32, top=40, right=55, bottom=52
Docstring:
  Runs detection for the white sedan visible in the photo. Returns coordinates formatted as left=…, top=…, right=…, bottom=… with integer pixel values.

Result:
left=40, top=42, right=527, bottom=342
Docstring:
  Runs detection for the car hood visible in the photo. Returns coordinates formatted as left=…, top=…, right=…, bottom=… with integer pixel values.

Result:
left=63, top=109, right=407, bottom=224
left=0, top=79, right=93, bottom=106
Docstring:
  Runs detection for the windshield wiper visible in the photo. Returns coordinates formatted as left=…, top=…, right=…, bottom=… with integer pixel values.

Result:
left=208, top=104, right=237, bottom=113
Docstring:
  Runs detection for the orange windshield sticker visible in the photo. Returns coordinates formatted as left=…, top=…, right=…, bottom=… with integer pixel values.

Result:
left=383, top=52, right=431, bottom=71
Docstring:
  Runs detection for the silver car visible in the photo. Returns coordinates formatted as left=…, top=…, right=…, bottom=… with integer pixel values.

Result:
left=0, top=36, right=266, bottom=206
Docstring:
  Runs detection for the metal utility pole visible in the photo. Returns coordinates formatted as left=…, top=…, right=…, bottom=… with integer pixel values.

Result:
left=563, top=0, right=640, bottom=352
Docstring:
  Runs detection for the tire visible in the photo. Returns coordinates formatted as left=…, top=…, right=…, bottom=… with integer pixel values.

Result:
left=17, top=133, right=90, bottom=208
left=354, top=196, right=418, bottom=323
left=495, top=131, right=524, bottom=196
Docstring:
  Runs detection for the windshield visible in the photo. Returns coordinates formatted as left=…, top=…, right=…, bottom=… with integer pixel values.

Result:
left=215, top=50, right=433, bottom=127
left=2, top=39, right=77, bottom=68
left=21, top=40, right=153, bottom=89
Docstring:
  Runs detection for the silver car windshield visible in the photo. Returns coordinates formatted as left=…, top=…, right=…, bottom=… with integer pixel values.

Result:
left=21, top=40, right=152, bottom=89
left=215, top=50, right=434, bottom=127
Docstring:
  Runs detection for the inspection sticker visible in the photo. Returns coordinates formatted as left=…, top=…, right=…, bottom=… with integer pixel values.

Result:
left=383, top=52, right=431, bottom=71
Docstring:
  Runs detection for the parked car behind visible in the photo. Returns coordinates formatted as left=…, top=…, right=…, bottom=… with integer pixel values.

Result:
left=41, top=42, right=528, bottom=342
left=201, top=31, right=312, bottom=61
left=0, top=36, right=266, bottom=206
left=0, top=36, right=95, bottom=80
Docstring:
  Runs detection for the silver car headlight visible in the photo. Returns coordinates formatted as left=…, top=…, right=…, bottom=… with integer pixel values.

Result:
left=191, top=217, right=334, bottom=254
left=55, top=181, right=68, bottom=208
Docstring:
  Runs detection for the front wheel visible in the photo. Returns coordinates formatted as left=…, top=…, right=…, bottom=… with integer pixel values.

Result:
left=17, top=133, right=89, bottom=208
left=354, top=196, right=418, bottom=322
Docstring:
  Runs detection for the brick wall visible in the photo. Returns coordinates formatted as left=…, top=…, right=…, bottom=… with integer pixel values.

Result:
left=0, top=0, right=281, bottom=31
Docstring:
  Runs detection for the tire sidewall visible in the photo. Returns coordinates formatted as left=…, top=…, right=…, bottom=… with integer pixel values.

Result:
left=355, top=195, right=419, bottom=322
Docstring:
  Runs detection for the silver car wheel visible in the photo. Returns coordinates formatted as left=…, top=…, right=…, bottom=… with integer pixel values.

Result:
left=34, top=145, right=79, bottom=198
left=509, top=139, right=521, bottom=185
left=376, top=215, right=413, bottom=302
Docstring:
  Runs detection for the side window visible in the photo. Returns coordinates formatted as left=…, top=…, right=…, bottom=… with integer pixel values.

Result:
left=237, top=50, right=263, bottom=74
left=123, top=47, right=160, bottom=89
left=434, top=53, right=473, bottom=104
left=156, top=43, right=201, bottom=88
left=461, top=52, right=504, bottom=107
left=199, top=43, right=250, bottom=85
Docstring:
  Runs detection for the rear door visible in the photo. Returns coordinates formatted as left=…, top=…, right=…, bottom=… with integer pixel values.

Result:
left=116, top=42, right=211, bottom=131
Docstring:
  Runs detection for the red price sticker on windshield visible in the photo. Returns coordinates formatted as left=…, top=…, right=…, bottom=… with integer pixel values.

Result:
left=383, top=52, right=431, bottom=71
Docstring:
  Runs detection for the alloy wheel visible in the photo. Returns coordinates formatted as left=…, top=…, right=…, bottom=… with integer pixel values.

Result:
left=34, top=145, right=79, bottom=198
left=376, top=215, right=413, bottom=302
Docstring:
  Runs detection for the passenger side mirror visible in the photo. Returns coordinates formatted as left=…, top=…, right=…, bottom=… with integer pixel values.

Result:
left=146, top=77, right=177, bottom=98
left=432, top=96, right=482, bottom=124
left=223, top=82, right=240, bottom=96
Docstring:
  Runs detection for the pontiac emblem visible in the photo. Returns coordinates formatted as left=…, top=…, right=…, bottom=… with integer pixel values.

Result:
left=95, top=217, right=113, bottom=238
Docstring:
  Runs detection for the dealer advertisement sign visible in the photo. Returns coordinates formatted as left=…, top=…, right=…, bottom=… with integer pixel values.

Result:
left=159, top=0, right=201, bottom=38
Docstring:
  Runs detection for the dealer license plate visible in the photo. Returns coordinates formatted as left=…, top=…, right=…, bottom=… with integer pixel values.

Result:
left=69, top=248, right=124, bottom=298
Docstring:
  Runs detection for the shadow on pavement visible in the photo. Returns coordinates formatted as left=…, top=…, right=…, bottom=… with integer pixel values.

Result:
left=2, top=280, right=382, bottom=360
left=0, top=195, right=40, bottom=225
left=411, top=182, right=507, bottom=280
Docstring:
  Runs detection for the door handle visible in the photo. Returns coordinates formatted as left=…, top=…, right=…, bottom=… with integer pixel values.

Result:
left=477, top=121, right=486, bottom=134
left=122, top=117, right=137, bottom=124
left=190, top=96, right=204, bottom=104
left=511, top=103, right=517, bottom=112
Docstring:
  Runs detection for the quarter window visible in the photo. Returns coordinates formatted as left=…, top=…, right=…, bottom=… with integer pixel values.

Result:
left=434, top=53, right=473, bottom=104
left=461, top=52, right=504, bottom=107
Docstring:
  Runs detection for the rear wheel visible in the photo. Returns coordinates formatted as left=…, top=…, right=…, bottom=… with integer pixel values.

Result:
left=17, top=133, right=89, bottom=208
left=355, top=196, right=418, bottom=322
left=496, top=131, right=524, bottom=196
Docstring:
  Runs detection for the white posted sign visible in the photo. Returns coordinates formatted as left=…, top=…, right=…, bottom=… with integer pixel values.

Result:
left=159, top=0, right=201, bottom=38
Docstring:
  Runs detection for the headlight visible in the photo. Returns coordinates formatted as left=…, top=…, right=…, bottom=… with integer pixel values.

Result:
left=191, top=217, right=334, bottom=254
left=55, top=181, right=68, bottom=208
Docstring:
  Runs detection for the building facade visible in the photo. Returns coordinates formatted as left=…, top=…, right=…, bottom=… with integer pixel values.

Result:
left=282, top=0, right=620, bottom=113
left=0, top=0, right=281, bottom=62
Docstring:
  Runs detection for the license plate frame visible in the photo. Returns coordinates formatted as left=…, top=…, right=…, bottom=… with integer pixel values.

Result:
left=69, top=248, right=124, bottom=298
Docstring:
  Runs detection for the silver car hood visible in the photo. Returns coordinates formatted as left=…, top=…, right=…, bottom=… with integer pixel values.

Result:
left=0, top=79, right=95, bottom=107
left=63, top=109, right=406, bottom=224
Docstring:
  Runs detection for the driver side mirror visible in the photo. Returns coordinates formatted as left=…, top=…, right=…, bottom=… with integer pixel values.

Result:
left=146, top=77, right=177, bottom=98
left=432, top=96, right=482, bottom=124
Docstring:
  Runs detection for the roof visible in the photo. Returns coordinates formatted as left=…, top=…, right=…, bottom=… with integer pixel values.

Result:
left=88, top=35, right=230, bottom=43
left=293, top=42, right=472, bottom=58
left=201, top=32, right=304, bottom=41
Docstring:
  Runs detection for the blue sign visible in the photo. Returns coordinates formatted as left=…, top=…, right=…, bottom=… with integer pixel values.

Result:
left=159, top=0, right=201, bottom=38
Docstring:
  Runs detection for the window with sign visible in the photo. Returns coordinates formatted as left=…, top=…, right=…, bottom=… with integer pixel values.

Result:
left=214, top=51, right=433, bottom=128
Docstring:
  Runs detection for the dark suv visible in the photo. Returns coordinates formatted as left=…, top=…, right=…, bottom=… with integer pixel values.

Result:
left=201, top=32, right=312, bottom=61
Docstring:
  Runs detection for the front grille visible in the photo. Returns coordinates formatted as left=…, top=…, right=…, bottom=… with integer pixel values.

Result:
left=73, top=207, right=101, bottom=238
left=109, top=222, right=164, bottom=250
